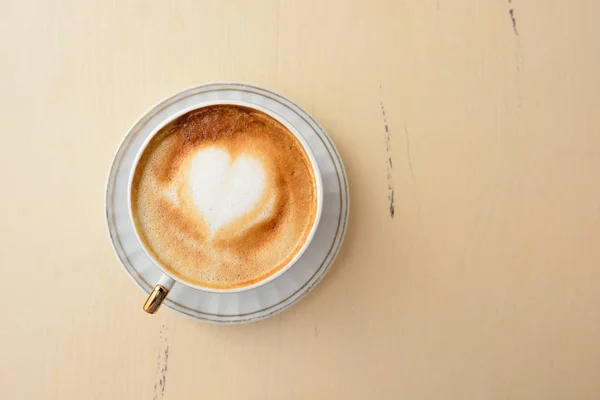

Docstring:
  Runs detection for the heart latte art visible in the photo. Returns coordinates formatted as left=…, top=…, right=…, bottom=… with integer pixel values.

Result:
left=188, top=148, right=270, bottom=234
left=131, top=105, right=317, bottom=289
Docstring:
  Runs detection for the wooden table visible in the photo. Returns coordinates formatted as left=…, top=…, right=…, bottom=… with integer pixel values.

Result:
left=2, top=1, right=600, bottom=398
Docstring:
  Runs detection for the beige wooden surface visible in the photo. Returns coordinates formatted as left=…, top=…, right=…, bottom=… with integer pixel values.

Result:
left=2, top=0, right=600, bottom=398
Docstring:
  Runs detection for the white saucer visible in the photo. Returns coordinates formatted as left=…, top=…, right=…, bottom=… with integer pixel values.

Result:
left=105, top=83, right=349, bottom=323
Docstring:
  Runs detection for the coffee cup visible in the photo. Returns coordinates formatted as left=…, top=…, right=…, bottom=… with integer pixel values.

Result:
left=127, top=100, right=323, bottom=313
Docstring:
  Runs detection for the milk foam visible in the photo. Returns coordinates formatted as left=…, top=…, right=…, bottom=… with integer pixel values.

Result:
left=187, top=147, right=267, bottom=234
left=131, top=105, right=317, bottom=289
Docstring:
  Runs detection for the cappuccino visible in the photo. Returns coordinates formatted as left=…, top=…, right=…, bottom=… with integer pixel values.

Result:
left=131, top=105, right=317, bottom=289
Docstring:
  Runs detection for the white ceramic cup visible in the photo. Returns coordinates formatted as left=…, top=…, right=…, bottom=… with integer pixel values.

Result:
left=127, top=100, right=324, bottom=313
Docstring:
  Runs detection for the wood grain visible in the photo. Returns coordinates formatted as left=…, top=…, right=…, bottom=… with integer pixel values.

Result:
left=1, top=0, right=600, bottom=398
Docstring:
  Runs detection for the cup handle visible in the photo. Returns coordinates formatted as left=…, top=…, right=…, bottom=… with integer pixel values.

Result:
left=143, top=274, right=176, bottom=314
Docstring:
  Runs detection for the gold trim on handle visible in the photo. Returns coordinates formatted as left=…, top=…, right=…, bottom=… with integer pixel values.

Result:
left=143, top=285, right=168, bottom=314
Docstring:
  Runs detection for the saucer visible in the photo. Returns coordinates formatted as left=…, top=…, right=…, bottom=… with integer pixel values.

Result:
left=105, top=82, right=349, bottom=323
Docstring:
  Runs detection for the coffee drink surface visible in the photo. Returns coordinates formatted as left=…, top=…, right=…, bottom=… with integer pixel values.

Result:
left=131, top=105, right=317, bottom=289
